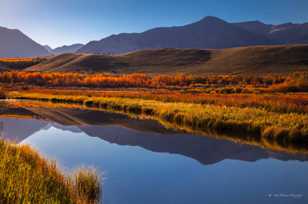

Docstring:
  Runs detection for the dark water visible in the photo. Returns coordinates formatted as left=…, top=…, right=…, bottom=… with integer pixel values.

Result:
left=0, top=103, right=308, bottom=204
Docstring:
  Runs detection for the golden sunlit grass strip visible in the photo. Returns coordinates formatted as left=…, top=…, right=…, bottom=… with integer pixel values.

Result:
left=0, top=139, right=101, bottom=203
left=19, top=88, right=308, bottom=114
left=8, top=92, right=308, bottom=147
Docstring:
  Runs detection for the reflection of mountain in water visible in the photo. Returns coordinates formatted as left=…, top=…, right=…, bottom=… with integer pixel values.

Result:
left=0, top=118, right=47, bottom=142
left=0, top=105, right=307, bottom=165
left=79, top=125, right=308, bottom=164
left=27, top=107, right=172, bottom=133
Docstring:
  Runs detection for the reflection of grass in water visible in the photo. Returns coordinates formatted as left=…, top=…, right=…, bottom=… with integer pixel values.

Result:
left=7, top=92, right=308, bottom=153
left=0, top=140, right=101, bottom=203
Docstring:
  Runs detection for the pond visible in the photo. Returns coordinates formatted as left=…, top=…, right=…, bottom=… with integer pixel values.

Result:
left=0, top=101, right=307, bottom=204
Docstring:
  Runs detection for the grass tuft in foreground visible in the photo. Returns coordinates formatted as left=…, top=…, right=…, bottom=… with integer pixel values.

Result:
left=0, top=140, right=101, bottom=204
left=73, top=168, right=101, bottom=204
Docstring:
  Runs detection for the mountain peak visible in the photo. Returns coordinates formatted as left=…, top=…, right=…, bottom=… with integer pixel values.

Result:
left=198, top=16, right=227, bottom=23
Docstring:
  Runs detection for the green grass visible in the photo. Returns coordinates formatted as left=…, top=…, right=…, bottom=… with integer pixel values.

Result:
left=0, top=139, right=101, bottom=203
left=9, top=91, right=308, bottom=149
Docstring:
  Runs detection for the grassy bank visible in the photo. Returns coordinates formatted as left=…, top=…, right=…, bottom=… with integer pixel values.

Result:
left=0, top=139, right=101, bottom=203
left=15, top=88, right=308, bottom=114
left=8, top=91, right=308, bottom=148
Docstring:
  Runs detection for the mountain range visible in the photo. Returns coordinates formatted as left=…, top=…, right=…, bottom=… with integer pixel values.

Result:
left=1, top=16, right=308, bottom=57
left=78, top=16, right=308, bottom=54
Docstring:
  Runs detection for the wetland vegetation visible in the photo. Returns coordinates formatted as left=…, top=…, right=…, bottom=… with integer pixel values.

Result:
left=0, top=139, right=101, bottom=203
left=0, top=71, right=305, bottom=153
left=0, top=70, right=307, bottom=203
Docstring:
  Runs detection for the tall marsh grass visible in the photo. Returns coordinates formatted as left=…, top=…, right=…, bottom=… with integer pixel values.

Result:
left=0, top=140, right=101, bottom=203
left=9, top=92, right=308, bottom=147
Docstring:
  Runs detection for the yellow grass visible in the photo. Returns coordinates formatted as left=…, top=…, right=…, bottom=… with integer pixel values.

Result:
left=0, top=139, right=101, bottom=203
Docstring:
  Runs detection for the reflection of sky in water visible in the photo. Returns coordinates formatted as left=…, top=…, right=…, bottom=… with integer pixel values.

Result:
left=22, top=126, right=308, bottom=204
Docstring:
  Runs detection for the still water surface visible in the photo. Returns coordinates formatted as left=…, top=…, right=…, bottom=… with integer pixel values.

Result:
left=0, top=103, right=307, bottom=204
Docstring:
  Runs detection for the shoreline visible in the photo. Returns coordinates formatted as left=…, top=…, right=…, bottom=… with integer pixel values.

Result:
left=6, top=92, right=308, bottom=155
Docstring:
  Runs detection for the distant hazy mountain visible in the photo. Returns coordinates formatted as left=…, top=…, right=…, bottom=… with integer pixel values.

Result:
left=233, top=21, right=272, bottom=36
left=0, top=26, right=50, bottom=57
left=44, top=45, right=53, bottom=53
left=44, top=44, right=84, bottom=55
left=78, top=16, right=308, bottom=54
left=52, top=44, right=84, bottom=55
left=234, top=21, right=308, bottom=44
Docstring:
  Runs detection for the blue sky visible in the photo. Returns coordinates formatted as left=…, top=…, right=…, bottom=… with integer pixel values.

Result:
left=0, top=0, right=307, bottom=48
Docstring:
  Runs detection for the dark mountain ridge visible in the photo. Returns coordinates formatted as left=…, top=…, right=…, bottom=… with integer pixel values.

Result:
left=0, top=26, right=49, bottom=57
left=78, top=16, right=308, bottom=54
